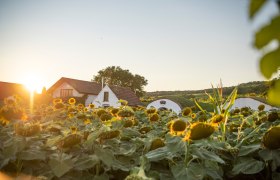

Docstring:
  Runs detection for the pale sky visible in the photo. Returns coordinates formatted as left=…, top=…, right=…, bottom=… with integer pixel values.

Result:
left=0, top=0, right=279, bottom=92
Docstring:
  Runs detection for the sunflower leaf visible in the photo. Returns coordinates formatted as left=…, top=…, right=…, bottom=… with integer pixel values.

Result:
left=249, top=0, right=266, bottom=19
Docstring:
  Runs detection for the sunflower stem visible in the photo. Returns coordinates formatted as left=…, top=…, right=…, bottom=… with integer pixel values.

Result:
left=184, top=141, right=191, bottom=166
left=222, top=115, right=229, bottom=142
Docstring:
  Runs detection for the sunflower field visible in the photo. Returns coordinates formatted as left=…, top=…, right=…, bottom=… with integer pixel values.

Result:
left=0, top=89, right=280, bottom=180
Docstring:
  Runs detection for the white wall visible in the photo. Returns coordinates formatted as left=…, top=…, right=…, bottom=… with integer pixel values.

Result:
left=147, top=99, right=182, bottom=114
left=230, top=98, right=277, bottom=111
left=52, top=82, right=83, bottom=98
left=92, top=85, right=120, bottom=108
left=85, top=95, right=97, bottom=106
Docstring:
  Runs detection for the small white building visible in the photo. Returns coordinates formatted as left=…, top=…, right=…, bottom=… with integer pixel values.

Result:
left=47, top=77, right=141, bottom=107
left=147, top=99, right=182, bottom=114
left=230, top=97, right=278, bottom=111
left=92, top=85, right=141, bottom=108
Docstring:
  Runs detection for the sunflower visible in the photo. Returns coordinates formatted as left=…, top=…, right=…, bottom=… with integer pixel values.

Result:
left=84, top=119, right=91, bottom=125
left=117, top=109, right=134, bottom=118
left=97, top=109, right=107, bottom=117
left=149, top=113, right=160, bottom=122
left=70, top=126, right=77, bottom=134
left=184, top=122, right=215, bottom=141
left=77, top=103, right=84, bottom=111
left=119, top=99, right=128, bottom=106
left=123, top=119, right=134, bottom=128
left=111, top=108, right=119, bottom=116
left=53, top=98, right=62, bottom=105
left=14, top=123, right=41, bottom=137
left=68, top=98, right=76, bottom=105
left=88, top=103, right=95, bottom=109
left=146, top=108, right=157, bottom=114
left=211, top=114, right=225, bottom=124
left=262, top=126, right=280, bottom=150
left=68, top=107, right=76, bottom=113
left=150, top=138, right=165, bottom=151
left=98, top=130, right=120, bottom=141
left=182, top=107, right=192, bottom=117
left=139, top=126, right=151, bottom=134
left=233, top=108, right=240, bottom=114
left=268, top=112, right=279, bottom=122
left=191, top=113, right=196, bottom=119
left=54, top=102, right=65, bottom=110
left=0, top=117, right=10, bottom=126
left=58, top=134, right=82, bottom=149
left=5, top=98, right=16, bottom=107
left=258, top=104, right=265, bottom=111
left=170, top=119, right=187, bottom=136
left=100, top=113, right=113, bottom=121
left=68, top=113, right=74, bottom=118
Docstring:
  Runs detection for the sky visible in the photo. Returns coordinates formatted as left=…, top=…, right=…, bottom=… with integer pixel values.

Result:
left=0, top=0, right=279, bottom=92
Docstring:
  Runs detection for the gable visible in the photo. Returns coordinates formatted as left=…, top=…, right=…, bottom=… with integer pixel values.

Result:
left=52, top=82, right=84, bottom=98
left=92, top=85, right=119, bottom=107
left=48, top=77, right=102, bottom=95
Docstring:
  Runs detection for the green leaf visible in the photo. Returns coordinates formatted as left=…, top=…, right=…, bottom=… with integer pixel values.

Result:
left=192, top=148, right=225, bottom=164
left=222, top=87, right=238, bottom=112
left=258, top=149, right=273, bottom=161
left=249, top=0, right=266, bottom=19
left=171, top=163, right=205, bottom=180
left=260, top=47, right=280, bottom=79
left=165, top=134, right=185, bottom=154
left=194, top=99, right=206, bottom=114
left=3, top=138, right=26, bottom=158
left=145, top=147, right=172, bottom=162
left=18, top=150, right=46, bottom=160
left=49, top=158, right=73, bottom=177
left=74, top=155, right=99, bottom=170
left=255, top=15, right=280, bottom=49
left=231, top=157, right=264, bottom=175
left=94, top=146, right=115, bottom=167
left=268, top=79, right=280, bottom=105
left=238, top=144, right=260, bottom=156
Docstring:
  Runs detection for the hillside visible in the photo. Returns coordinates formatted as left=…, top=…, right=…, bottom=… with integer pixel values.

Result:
left=142, top=80, right=270, bottom=109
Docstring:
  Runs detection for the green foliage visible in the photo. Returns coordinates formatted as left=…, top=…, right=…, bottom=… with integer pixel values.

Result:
left=250, top=0, right=280, bottom=105
left=93, top=66, right=148, bottom=97
left=0, top=93, right=280, bottom=179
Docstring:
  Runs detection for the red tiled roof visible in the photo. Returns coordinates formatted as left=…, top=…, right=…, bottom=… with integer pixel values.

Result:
left=0, top=81, right=29, bottom=100
left=47, top=77, right=102, bottom=95
left=109, top=85, right=142, bottom=106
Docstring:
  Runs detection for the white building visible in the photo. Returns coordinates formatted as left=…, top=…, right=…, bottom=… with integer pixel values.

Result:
left=147, top=99, right=182, bottom=114
left=47, top=77, right=141, bottom=107
left=231, top=97, right=278, bottom=111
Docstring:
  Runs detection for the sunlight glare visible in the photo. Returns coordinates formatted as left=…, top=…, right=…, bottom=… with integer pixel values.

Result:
left=23, top=76, right=43, bottom=93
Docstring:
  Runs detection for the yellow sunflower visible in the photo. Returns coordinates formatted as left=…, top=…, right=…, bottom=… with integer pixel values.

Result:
left=170, top=119, right=187, bottom=136
left=68, top=98, right=76, bottom=105
left=184, top=122, right=216, bottom=141
left=182, top=107, right=192, bottom=117
left=70, top=126, right=77, bottom=134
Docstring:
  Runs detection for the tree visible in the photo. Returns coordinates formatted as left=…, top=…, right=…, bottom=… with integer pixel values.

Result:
left=249, top=0, right=280, bottom=105
left=92, top=66, right=148, bottom=97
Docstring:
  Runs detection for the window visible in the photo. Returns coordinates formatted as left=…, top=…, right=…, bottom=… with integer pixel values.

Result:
left=60, top=89, right=73, bottom=97
left=103, top=92, right=109, bottom=102
left=160, top=100, right=166, bottom=105
left=102, top=104, right=110, bottom=108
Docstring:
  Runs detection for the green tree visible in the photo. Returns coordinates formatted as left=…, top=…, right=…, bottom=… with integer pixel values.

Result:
left=92, top=66, right=148, bottom=97
left=249, top=0, right=280, bottom=105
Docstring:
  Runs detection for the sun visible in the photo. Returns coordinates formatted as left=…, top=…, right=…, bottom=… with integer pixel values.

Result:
left=22, top=76, right=43, bottom=93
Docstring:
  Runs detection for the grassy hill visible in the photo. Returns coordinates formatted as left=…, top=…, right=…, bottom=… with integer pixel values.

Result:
left=142, top=80, right=270, bottom=109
